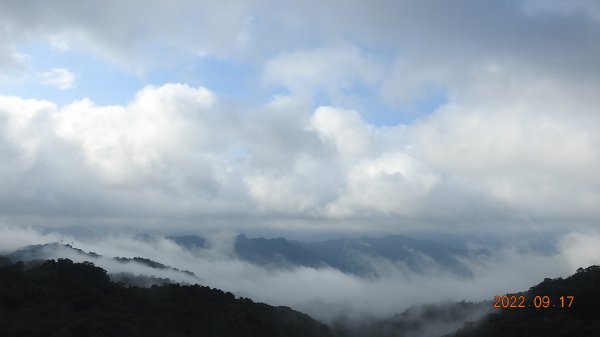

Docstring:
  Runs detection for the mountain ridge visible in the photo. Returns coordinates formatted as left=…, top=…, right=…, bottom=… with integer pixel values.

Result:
left=4, top=242, right=199, bottom=285
left=167, top=233, right=475, bottom=277
left=0, top=258, right=333, bottom=337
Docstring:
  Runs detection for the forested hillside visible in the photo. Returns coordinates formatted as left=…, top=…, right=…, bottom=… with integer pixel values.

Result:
left=2, top=256, right=599, bottom=337
left=0, top=258, right=332, bottom=337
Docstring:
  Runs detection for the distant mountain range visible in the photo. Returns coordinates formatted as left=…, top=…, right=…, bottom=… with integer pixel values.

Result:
left=171, top=233, right=476, bottom=276
left=167, top=235, right=207, bottom=250
left=3, top=233, right=480, bottom=279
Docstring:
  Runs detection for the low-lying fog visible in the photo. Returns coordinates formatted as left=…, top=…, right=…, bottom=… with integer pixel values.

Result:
left=1, top=225, right=599, bottom=325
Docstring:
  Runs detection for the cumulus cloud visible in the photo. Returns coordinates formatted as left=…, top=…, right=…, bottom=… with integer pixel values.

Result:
left=0, top=84, right=245, bottom=221
left=54, top=84, right=218, bottom=184
left=39, top=68, right=76, bottom=90
left=311, top=106, right=373, bottom=158
left=0, top=1, right=599, bottom=234
left=406, top=74, right=600, bottom=221
left=0, top=73, right=599, bottom=231
left=325, top=153, right=440, bottom=217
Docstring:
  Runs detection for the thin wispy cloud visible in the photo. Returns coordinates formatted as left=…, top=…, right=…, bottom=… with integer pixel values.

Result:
left=38, top=68, right=76, bottom=90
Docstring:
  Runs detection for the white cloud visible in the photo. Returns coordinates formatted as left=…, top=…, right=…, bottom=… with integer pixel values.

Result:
left=54, top=83, right=218, bottom=184
left=325, top=153, right=440, bottom=217
left=0, top=72, right=600, bottom=230
left=39, top=68, right=76, bottom=90
left=310, top=106, right=373, bottom=158
left=559, top=231, right=600, bottom=270
left=406, top=73, right=600, bottom=221
left=263, top=45, right=383, bottom=100
left=0, top=1, right=599, bottom=233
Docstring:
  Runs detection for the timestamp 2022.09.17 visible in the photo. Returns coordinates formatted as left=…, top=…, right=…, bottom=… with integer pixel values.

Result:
left=493, top=295, right=574, bottom=309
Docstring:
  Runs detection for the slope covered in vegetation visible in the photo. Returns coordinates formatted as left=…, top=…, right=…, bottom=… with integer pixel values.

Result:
left=0, top=258, right=333, bottom=337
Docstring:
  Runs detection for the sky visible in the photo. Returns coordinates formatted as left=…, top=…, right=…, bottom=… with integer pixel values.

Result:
left=1, top=0, right=600, bottom=236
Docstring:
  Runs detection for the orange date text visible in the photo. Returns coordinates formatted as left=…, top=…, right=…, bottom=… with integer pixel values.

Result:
left=493, top=295, right=574, bottom=309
